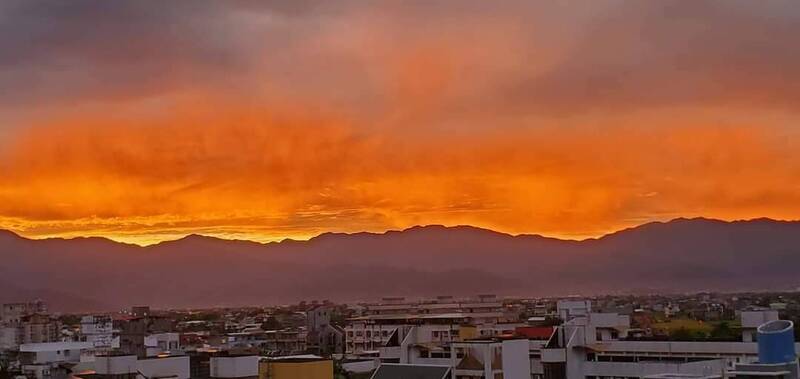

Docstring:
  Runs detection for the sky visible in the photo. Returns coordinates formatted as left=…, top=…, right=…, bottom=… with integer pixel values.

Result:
left=1, top=0, right=799, bottom=245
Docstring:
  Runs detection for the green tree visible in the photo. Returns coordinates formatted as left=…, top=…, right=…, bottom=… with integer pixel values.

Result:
left=671, top=327, right=696, bottom=341
left=710, top=321, right=736, bottom=340
left=0, top=362, right=12, bottom=379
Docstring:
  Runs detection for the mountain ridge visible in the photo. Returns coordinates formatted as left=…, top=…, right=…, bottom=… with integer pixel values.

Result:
left=7, top=216, right=798, bottom=248
left=2, top=217, right=800, bottom=312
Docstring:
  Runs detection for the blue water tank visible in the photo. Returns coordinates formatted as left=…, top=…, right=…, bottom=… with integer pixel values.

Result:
left=758, top=320, right=796, bottom=364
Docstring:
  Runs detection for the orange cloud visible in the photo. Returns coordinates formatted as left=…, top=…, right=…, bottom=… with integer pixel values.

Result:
left=1, top=1, right=800, bottom=244
left=1, top=94, right=799, bottom=245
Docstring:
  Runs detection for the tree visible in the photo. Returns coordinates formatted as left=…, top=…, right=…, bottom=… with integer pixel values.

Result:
left=261, top=316, right=282, bottom=330
left=670, top=327, right=697, bottom=341
left=710, top=321, right=736, bottom=340
left=0, top=362, right=12, bottom=379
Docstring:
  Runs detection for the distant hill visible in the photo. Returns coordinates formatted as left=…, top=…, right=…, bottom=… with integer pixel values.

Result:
left=1, top=218, right=799, bottom=312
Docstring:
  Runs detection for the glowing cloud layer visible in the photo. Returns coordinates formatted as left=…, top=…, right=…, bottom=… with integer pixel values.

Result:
left=1, top=0, right=799, bottom=244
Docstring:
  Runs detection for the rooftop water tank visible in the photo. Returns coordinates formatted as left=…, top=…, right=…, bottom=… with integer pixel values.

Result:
left=757, top=320, right=796, bottom=364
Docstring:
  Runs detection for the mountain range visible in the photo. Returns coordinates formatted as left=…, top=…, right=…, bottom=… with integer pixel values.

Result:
left=1, top=217, right=799, bottom=312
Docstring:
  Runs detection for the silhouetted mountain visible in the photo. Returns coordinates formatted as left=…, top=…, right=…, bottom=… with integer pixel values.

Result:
left=1, top=218, right=799, bottom=312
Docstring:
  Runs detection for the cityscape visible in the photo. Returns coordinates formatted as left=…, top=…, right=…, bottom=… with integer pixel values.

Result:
left=2, top=1, right=800, bottom=379
left=3, top=293, right=800, bottom=379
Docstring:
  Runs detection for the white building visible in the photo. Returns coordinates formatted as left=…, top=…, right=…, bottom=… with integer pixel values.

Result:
left=557, top=300, right=592, bottom=322
left=18, top=341, right=95, bottom=379
left=539, top=308, right=800, bottom=379
left=209, top=355, right=259, bottom=379
left=144, top=332, right=182, bottom=357
left=450, top=338, right=531, bottom=379
left=93, top=354, right=190, bottom=379
left=80, top=315, right=116, bottom=349
left=19, top=341, right=94, bottom=364
left=346, top=295, right=522, bottom=355
left=741, top=310, right=779, bottom=342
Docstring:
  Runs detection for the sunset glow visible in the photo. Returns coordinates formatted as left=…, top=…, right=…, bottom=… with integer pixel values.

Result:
left=1, top=1, right=799, bottom=245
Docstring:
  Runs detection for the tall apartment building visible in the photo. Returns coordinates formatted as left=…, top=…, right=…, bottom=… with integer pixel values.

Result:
left=1, top=301, right=48, bottom=324
left=0, top=301, right=57, bottom=350
left=80, top=315, right=115, bottom=349
left=305, top=306, right=344, bottom=356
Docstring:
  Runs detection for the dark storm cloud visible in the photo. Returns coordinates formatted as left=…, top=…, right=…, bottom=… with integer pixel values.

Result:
left=1, top=0, right=799, bottom=115
left=0, top=0, right=317, bottom=106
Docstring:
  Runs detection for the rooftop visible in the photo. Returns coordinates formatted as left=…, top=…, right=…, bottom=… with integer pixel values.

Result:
left=19, top=342, right=94, bottom=352
left=370, top=363, right=450, bottom=379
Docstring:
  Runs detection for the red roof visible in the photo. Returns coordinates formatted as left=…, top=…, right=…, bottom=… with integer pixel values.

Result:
left=515, top=326, right=554, bottom=340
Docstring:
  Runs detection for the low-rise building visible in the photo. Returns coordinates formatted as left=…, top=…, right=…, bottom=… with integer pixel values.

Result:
left=90, top=353, right=190, bottom=379
left=741, top=311, right=779, bottom=343
left=540, top=304, right=800, bottom=379
left=258, top=355, right=332, bottom=379
left=18, top=341, right=94, bottom=379
left=370, top=363, right=450, bottom=379
left=210, top=355, right=259, bottom=379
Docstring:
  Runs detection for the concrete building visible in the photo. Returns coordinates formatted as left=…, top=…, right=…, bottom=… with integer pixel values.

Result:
left=91, top=353, right=190, bottom=379
left=118, top=316, right=176, bottom=358
left=1, top=313, right=61, bottom=349
left=557, top=300, right=592, bottom=322
left=370, top=363, right=451, bottom=379
left=450, top=338, right=531, bottom=379
left=1, top=301, right=47, bottom=324
left=345, top=310, right=522, bottom=355
left=145, top=333, right=182, bottom=357
left=258, top=356, right=332, bottom=379
left=210, top=355, right=259, bottom=379
left=226, top=329, right=307, bottom=355
left=19, top=341, right=93, bottom=364
left=81, top=315, right=115, bottom=349
left=0, top=326, right=18, bottom=350
left=741, top=311, right=779, bottom=343
left=540, top=305, right=800, bottom=379
left=305, top=306, right=343, bottom=356
left=18, top=342, right=94, bottom=379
